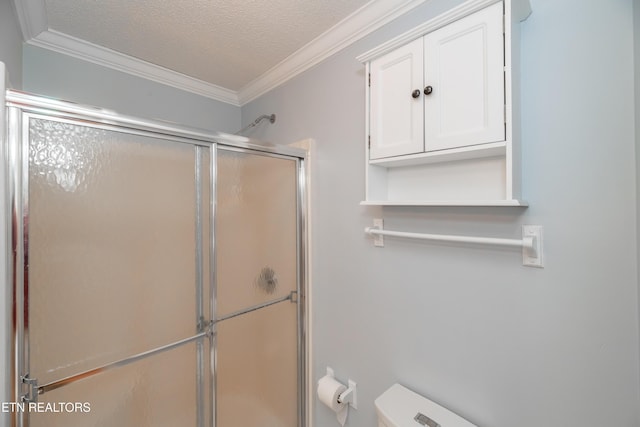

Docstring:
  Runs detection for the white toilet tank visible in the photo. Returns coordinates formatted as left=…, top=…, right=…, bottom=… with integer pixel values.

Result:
left=374, top=384, right=477, bottom=427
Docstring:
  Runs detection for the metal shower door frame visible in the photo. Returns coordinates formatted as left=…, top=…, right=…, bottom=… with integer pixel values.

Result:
left=3, top=90, right=307, bottom=427
left=211, top=145, right=307, bottom=427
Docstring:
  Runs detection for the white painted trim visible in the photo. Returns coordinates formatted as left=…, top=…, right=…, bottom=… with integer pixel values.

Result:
left=26, top=30, right=242, bottom=106
left=357, top=0, right=530, bottom=63
left=237, top=0, right=431, bottom=105
left=15, top=0, right=433, bottom=106
left=12, top=0, right=47, bottom=41
left=357, top=0, right=504, bottom=63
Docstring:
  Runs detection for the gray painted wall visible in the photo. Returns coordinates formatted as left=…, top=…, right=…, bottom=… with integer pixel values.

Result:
left=635, top=0, right=640, bottom=401
left=0, top=0, right=23, bottom=88
left=243, top=0, right=640, bottom=426
left=0, top=2, right=22, bottom=425
left=23, top=45, right=241, bottom=133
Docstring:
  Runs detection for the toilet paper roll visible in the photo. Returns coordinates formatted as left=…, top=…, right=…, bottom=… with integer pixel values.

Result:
left=317, top=375, right=348, bottom=426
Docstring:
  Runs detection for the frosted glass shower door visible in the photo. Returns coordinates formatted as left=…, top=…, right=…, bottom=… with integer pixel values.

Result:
left=215, top=148, right=301, bottom=427
left=19, top=115, right=211, bottom=427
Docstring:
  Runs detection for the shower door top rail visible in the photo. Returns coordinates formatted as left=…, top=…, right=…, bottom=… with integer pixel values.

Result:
left=5, top=89, right=306, bottom=160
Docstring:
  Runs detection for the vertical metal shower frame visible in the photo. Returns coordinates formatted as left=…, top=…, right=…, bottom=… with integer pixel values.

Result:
left=4, top=90, right=307, bottom=427
left=195, top=145, right=206, bottom=427
left=208, top=143, right=218, bottom=427
left=7, top=105, right=32, bottom=424
left=296, top=156, right=308, bottom=427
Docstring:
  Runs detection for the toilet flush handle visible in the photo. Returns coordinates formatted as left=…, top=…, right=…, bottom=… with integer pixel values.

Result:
left=414, top=413, right=441, bottom=427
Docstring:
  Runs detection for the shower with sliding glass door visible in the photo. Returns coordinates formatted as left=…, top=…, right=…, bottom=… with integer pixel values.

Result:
left=2, top=90, right=306, bottom=427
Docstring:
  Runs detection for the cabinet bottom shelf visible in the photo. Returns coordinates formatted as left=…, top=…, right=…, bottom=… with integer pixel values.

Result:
left=360, top=199, right=528, bottom=207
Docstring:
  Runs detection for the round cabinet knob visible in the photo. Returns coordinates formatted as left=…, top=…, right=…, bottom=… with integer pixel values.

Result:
left=424, top=86, right=433, bottom=95
left=411, top=89, right=421, bottom=99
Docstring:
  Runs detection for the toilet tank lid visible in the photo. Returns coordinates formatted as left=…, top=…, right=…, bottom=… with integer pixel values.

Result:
left=374, top=384, right=477, bottom=427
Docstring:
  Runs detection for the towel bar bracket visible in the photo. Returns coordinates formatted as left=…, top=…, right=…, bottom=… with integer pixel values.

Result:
left=522, top=225, right=543, bottom=268
left=366, top=219, right=544, bottom=268
left=372, top=218, right=384, bottom=247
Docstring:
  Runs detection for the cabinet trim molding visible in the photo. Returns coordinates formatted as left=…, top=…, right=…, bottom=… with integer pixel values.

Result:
left=360, top=200, right=528, bottom=207
left=357, top=0, right=531, bottom=63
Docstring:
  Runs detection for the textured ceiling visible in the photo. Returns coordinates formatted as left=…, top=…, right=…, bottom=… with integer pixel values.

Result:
left=43, top=0, right=371, bottom=91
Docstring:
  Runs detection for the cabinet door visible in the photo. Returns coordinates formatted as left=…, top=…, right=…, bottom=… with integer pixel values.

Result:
left=423, top=1, right=505, bottom=151
left=369, top=38, right=424, bottom=160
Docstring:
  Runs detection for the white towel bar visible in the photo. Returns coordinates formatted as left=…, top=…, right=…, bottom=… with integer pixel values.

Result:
left=365, top=219, right=543, bottom=267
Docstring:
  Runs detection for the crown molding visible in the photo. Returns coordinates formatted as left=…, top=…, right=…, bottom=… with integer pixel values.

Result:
left=15, top=0, right=430, bottom=107
left=12, top=0, right=47, bottom=41
left=26, top=29, right=241, bottom=106
left=237, top=0, right=430, bottom=105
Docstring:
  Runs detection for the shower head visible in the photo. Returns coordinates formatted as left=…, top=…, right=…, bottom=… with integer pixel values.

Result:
left=235, top=113, right=276, bottom=135
left=263, top=114, right=276, bottom=124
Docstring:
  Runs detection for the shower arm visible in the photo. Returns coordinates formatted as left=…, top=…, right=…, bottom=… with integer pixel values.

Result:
left=234, top=113, right=276, bottom=135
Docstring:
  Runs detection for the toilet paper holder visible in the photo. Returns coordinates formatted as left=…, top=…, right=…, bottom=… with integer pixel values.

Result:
left=326, top=367, right=358, bottom=409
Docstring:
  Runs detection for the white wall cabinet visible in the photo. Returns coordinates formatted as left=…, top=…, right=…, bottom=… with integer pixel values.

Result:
left=369, top=38, right=424, bottom=160
left=423, top=1, right=504, bottom=152
left=359, top=0, right=531, bottom=206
